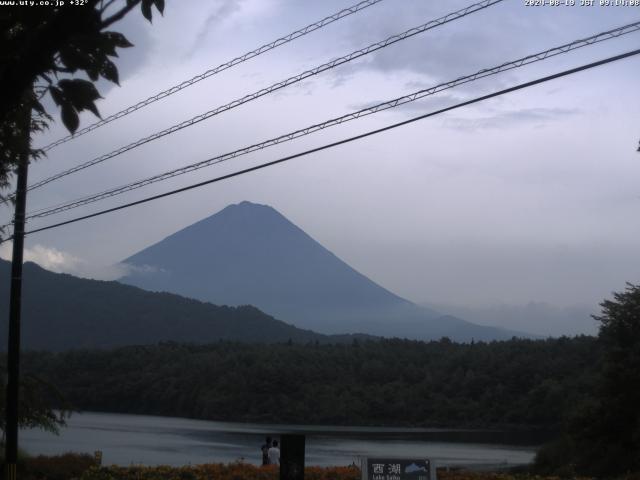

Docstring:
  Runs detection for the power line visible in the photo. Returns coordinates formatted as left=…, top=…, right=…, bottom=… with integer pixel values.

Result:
left=7, top=48, right=637, bottom=244
left=23, top=21, right=640, bottom=221
left=21, top=0, right=504, bottom=195
left=37, top=0, right=387, bottom=153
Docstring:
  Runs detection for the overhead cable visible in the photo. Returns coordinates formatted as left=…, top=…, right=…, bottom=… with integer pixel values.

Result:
left=5, top=48, right=636, bottom=243
left=37, top=0, right=387, bottom=153
left=24, top=21, right=640, bottom=220
left=22, top=0, right=504, bottom=195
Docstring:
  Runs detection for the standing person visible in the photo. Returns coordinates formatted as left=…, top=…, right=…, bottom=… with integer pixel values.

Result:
left=268, top=439, right=281, bottom=465
left=261, top=436, right=272, bottom=466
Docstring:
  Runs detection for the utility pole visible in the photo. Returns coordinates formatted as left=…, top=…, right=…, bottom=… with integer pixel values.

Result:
left=4, top=97, right=31, bottom=480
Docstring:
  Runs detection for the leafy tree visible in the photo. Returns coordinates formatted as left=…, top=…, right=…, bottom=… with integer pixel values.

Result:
left=535, top=283, right=640, bottom=476
left=0, top=0, right=165, bottom=203
left=0, top=0, right=164, bottom=433
left=574, top=283, right=640, bottom=475
left=0, top=370, right=70, bottom=435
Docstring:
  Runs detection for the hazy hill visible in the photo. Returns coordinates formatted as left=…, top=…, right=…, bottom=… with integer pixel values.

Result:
left=0, top=259, right=357, bottom=351
left=423, top=301, right=597, bottom=337
left=120, top=201, right=524, bottom=341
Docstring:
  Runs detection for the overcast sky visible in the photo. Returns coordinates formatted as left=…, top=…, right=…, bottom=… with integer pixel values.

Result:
left=1, top=0, right=639, bottom=333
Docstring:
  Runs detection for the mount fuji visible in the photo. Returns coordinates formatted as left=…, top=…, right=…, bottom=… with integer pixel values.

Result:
left=119, top=201, right=523, bottom=341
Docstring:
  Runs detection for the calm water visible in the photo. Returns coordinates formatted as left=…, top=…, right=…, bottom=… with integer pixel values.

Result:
left=21, top=412, right=543, bottom=467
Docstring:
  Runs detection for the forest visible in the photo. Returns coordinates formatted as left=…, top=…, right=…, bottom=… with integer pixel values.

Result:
left=22, top=336, right=598, bottom=429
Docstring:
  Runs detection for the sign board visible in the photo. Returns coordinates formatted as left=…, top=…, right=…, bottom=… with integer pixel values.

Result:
left=362, top=458, right=435, bottom=480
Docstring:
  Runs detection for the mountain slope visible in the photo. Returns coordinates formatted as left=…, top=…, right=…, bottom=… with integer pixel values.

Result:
left=0, top=259, right=347, bottom=351
left=120, top=201, right=523, bottom=341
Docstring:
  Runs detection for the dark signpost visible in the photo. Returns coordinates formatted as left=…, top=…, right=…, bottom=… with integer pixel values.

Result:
left=364, top=458, right=434, bottom=480
left=280, top=434, right=305, bottom=480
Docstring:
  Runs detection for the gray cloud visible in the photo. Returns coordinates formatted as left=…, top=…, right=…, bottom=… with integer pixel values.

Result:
left=0, top=243, right=127, bottom=280
left=338, top=0, right=637, bottom=89
left=365, top=29, right=514, bottom=81
left=188, top=0, right=244, bottom=58
left=339, top=1, right=520, bottom=82
left=443, top=107, right=581, bottom=131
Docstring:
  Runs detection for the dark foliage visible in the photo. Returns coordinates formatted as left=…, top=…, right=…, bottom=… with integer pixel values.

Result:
left=534, top=283, right=640, bottom=477
left=20, top=336, right=599, bottom=429
left=0, top=0, right=163, bottom=206
left=0, top=369, right=69, bottom=434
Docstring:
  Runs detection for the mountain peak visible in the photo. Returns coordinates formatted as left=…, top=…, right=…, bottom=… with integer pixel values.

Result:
left=221, top=200, right=274, bottom=213
left=236, top=200, right=267, bottom=208
left=119, top=202, right=523, bottom=341
left=184, top=201, right=294, bottom=235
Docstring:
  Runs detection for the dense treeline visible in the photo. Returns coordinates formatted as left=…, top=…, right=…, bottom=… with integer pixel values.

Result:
left=23, top=336, right=598, bottom=429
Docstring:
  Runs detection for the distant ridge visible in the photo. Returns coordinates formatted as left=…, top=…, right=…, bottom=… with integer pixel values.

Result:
left=0, top=259, right=367, bottom=351
left=120, top=201, right=525, bottom=341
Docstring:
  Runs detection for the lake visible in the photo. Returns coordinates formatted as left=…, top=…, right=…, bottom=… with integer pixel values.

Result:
left=21, top=412, right=543, bottom=468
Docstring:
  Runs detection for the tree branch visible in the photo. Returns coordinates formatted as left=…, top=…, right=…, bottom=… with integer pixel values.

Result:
left=101, top=1, right=140, bottom=29
left=100, top=0, right=119, bottom=14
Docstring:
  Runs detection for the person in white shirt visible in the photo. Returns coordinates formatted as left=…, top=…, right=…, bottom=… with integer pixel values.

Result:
left=268, top=439, right=280, bottom=465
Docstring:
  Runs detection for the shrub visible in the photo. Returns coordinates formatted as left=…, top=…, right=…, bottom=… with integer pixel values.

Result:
left=22, top=453, right=97, bottom=480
